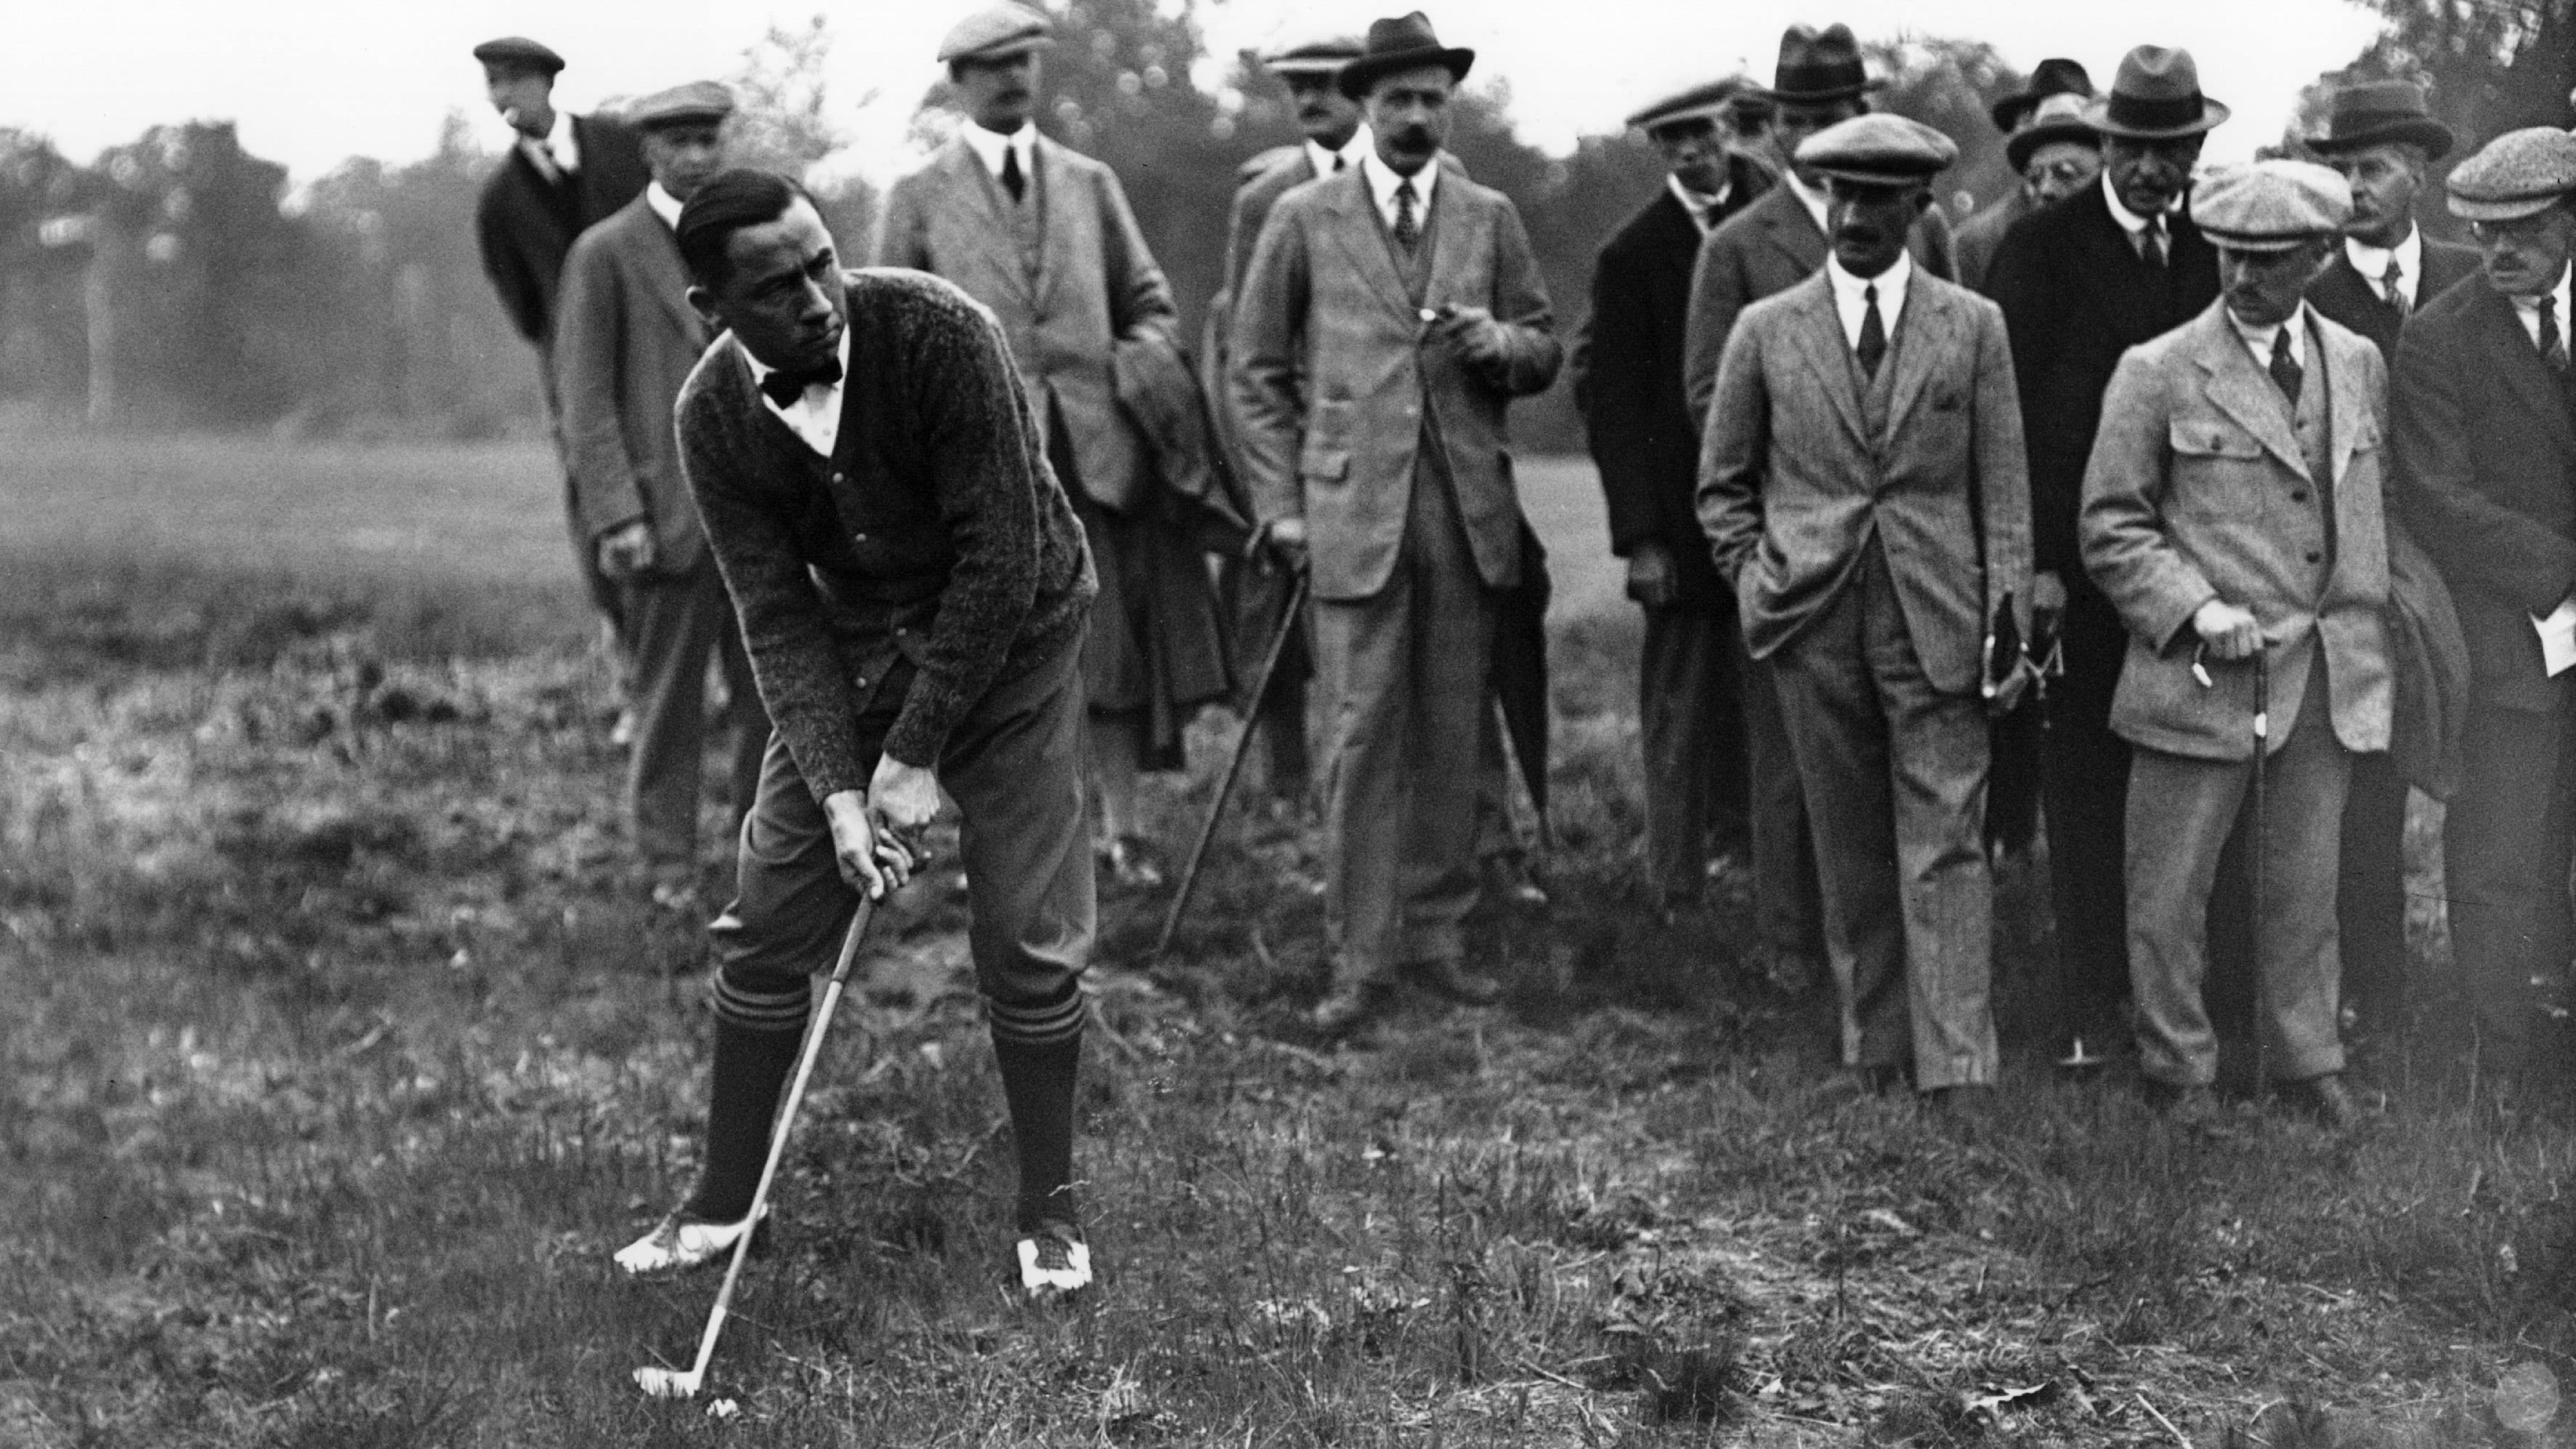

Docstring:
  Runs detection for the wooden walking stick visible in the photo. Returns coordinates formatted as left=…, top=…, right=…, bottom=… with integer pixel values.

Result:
left=2251, top=648, right=2272, bottom=1104
left=1153, top=568, right=1311, bottom=964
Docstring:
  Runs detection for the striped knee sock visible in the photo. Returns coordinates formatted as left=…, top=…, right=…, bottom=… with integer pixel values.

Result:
left=683, top=973, right=813, bottom=1222
left=988, top=985, right=1085, bottom=1235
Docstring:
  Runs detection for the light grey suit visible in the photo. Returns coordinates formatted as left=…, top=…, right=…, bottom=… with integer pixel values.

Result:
left=1231, top=162, right=1561, bottom=982
left=555, top=193, right=767, bottom=871
left=2081, top=301, right=2395, bottom=1087
left=1698, top=267, right=2030, bottom=1088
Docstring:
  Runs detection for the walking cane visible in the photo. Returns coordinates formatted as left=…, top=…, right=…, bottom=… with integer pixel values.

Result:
left=1153, top=568, right=1312, bottom=964
left=2250, top=648, right=2272, bottom=1105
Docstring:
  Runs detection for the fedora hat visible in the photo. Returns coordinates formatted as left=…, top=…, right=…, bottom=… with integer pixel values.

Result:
left=1337, top=12, right=1475, bottom=100
left=2081, top=45, right=2229, bottom=140
left=1759, top=24, right=1883, bottom=105
left=1990, top=57, right=2094, bottom=134
left=2306, top=79, right=2455, bottom=161
left=2006, top=92, right=2100, bottom=172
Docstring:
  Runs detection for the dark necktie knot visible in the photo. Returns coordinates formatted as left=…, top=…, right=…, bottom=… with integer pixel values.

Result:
left=2542, top=296, right=2569, bottom=374
left=2139, top=218, right=2168, bottom=268
left=1393, top=177, right=1421, bottom=251
left=1855, top=282, right=1887, bottom=379
left=760, top=357, right=842, bottom=410
left=1000, top=145, right=1026, bottom=204
left=2381, top=259, right=2407, bottom=315
left=2269, top=328, right=2303, bottom=403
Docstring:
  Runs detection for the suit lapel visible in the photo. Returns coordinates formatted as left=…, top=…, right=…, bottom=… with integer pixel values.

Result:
left=1785, top=275, right=1868, bottom=449
left=2469, top=283, right=2576, bottom=455
left=940, top=139, right=1034, bottom=307
left=1758, top=186, right=1826, bottom=279
left=1323, top=169, right=1416, bottom=320
left=2193, top=310, right=2311, bottom=480
left=2325, top=323, right=2370, bottom=485
left=1882, top=279, right=1953, bottom=435
left=1028, top=135, right=1067, bottom=315
left=1422, top=174, right=1472, bottom=310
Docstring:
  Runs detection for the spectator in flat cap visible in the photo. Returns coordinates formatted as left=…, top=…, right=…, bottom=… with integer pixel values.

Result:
left=1681, top=23, right=1955, bottom=1002
left=2393, top=126, right=2576, bottom=1081
left=469, top=36, right=650, bottom=751
left=1985, top=44, right=2229, bottom=1072
left=2080, top=160, right=2389, bottom=1131
left=1230, top=10, right=1563, bottom=1036
left=1698, top=112, right=2030, bottom=1104
left=1956, top=60, right=2098, bottom=291
left=1582, top=74, right=1777, bottom=919
left=2298, top=78, right=2480, bottom=1047
left=882, top=3, right=1233, bottom=890
left=552, top=81, right=765, bottom=903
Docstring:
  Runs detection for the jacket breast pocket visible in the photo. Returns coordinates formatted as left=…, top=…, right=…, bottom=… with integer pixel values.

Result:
left=2167, top=419, right=2264, bottom=462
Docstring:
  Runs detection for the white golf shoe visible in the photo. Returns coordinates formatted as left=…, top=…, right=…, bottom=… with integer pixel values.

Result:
left=615, top=1204, right=769, bottom=1277
left=1015, top=1223, right=1093, bottom=1301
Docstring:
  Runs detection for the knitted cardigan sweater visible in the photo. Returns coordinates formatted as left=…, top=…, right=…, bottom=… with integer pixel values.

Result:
left=677, top=268, right=1095, bottom=796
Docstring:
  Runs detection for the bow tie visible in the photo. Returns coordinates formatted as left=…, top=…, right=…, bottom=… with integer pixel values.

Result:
left=758, top=357, right=841, bottom=409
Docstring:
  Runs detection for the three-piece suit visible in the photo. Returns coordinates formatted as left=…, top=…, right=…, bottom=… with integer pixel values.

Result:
left=1583, top=158, right=1768, bottom=901
left=554, top=191, right=770, bottom=872
left=1230, top=160, right=1562, bottom=985
left=2081, top=302, right=2395, bottom=1088
left=2394, top=270, right=2576, bottom=1066
left=878, top=129, right=1230, bottom=760
left=1698, top=262, right=2030, bottom=1087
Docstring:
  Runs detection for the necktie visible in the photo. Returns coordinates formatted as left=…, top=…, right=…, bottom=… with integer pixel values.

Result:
left=1000, top=145, right=1026, bottom=205
left=2269, top=329, right=2302, bottom=403
left=2381, top=259, right=2409, bottom=318
left=1856, top=283, right=1887, bottom=379
left=2543, top=296, right=2569, bottom=374
left=2139, top=217, right=2168, bottom=268
left=760, top=355, right=843, bottom=410
left=1332, top=153, right=1346, bottom=173
left=1393, top=178, right=1420, bottom=251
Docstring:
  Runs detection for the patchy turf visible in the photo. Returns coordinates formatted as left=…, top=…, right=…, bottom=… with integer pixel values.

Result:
left=4, top=449, right=2576, bottom=1445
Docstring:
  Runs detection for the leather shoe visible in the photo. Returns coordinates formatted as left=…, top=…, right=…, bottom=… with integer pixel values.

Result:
left=1857, top=1062, right=1911, bottom=1096
left=2289, top=1073, right=2359, bottom=1133
left=1479, top=854, right=1550, bottom=911
left=1310, top=982, right=1399, bottom=1036
left=613, top=1203, right=771, bottom=1276
left=1409, top=956, right=1502, bottom=1006
left=2145, top=1081, right=2220, bottom=1129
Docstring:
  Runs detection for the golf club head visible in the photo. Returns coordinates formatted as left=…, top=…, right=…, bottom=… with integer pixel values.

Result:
left=634, top=1365, right=702, bottom=1400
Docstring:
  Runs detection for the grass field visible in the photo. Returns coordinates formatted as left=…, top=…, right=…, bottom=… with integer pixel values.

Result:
left=4, top=428, right=2575, bottom=1446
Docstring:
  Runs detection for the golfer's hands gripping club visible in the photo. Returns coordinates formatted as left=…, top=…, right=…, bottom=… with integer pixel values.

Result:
left=2191, top=597, right=2264, bottom=662
left=823, top=756, right=941, bottom=898
left=1260, top=516, right=1308, bottom=571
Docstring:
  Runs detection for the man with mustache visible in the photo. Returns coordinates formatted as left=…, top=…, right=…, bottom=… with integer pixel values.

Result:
left=1698, top=114, right=2030, bottom=1105
left=1953, top=60, right=2097, bottom=294
left=2393, top=128, right=2576, bottom=1083
left=553, top=83, right=771, bottom=905
left=2081, top=160, right=2394, bottom=1131
left=878, top=3, right=1231, bottom=889
left=1231, top=12, right=1563, bottom=1036
left=615, top=169, right=1101, bottom=1299
left=1680, top=23, right=1954, bottom=1005
left=1984, top=46, right=2227, bottom=1070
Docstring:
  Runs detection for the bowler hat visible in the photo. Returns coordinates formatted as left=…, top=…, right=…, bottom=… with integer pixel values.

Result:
left=938, top=4, right=1056, bottom=65
left=629, top=81, right=736, bottom=132
left=2005, top=93, right=2100, bottom=173
left=1760, top=24, right=1883, bottom=106
left=1260, top=29, right=1364, bottom=78
left=2306, top=79, right=2455, bottom=161
left=2082, top=45, right=2229, bottom=140
left=1627, top=76, right=1752, bottom=134
left=1990, top=57, right=2094, bottom=134
left=1337, top=12, right=1475, bottom=100
left=472, top=36, right=564, bottom=77
left=2191, top=160, right=2351, bottom=251
left=1796, top=113, right=1959, bottom=188
left=2446, top=126, right=2576, bottom=222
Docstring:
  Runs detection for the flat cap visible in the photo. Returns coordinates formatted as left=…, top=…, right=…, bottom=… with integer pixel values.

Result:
left=472, top=37, right=564, bottom=76
left=1794, top=113, right=1959, bottom=187
left=939, top=4, right=1056, bottom=65
left=1627, top=76, right=1751, bottom=134
left=2447, top=126, right=2576, bottom=222
left=2191, top=160, right=2352, bottom=251
left=629, top=81, right=735, bottom=131
left=1260, top=29, right=1364, bottom=77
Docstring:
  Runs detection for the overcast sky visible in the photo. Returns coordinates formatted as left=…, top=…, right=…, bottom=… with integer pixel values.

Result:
left=4, top=0, right=2385, bottom=185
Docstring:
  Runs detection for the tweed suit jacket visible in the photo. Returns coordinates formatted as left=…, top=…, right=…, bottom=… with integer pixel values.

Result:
left=2394, top=274, right=2576, bottom=711
left=1696, top=268, right=2032, bottom=695
left=876, top=132, right=1177, bottom=512
left=1584, top=160, right=1769, bottom=611
left=2081, top=302, right=2395, bottom=761
left=2306, top=233, right=2482, bottom=360
left=553, top=194, right=716, bottom=576
left=1680, top=179, right=1956, bottom=423
left=1228, top=162, right=1563, bottom=602
left=474, top=114, right=649, bottom=351
left=1985, top=182, right=2221, bottom=584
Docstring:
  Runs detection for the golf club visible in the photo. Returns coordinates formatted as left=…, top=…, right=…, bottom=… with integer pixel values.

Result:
left=635, top=888, right=881, bottom=1400
left=2250, top=649, right=2271, bottom=1105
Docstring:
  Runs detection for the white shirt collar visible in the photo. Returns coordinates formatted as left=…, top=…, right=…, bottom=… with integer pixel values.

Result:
left=2344, top=227, right=2423, bottom=304
left=645, top=181, right=684, bottom=230
left=2229, top=300, right=2312, bottom=374
left=961, top=121, right=1036, bottom=184
left=2509, top=264, right=2576, bottom=352
left=1824, top=249, right=1911, bottom=355
left=739, top=324, right=854, bottom=459
left=2102, top=171, right=2166, bottom=237
left=1305, top=124, right=1371, bottom=180
left=1667, top=171, right=1733, bottom=234
left=1782, top=168, right=1831, bottom=238
left=519, top=108, right=580, bottom=177
left=1361, top=148, right=1439, bottom=230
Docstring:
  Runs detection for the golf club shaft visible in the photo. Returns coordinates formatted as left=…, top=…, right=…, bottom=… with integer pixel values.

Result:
left=676, top=893, right=878, bottom=1384
left=2251, top=653, right=2269, bottom=1101
left=1154, top=568, right=1311, bottom=962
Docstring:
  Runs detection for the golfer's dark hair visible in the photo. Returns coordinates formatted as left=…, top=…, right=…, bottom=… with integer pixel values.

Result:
left=675, top=169, right=817, bottom=291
